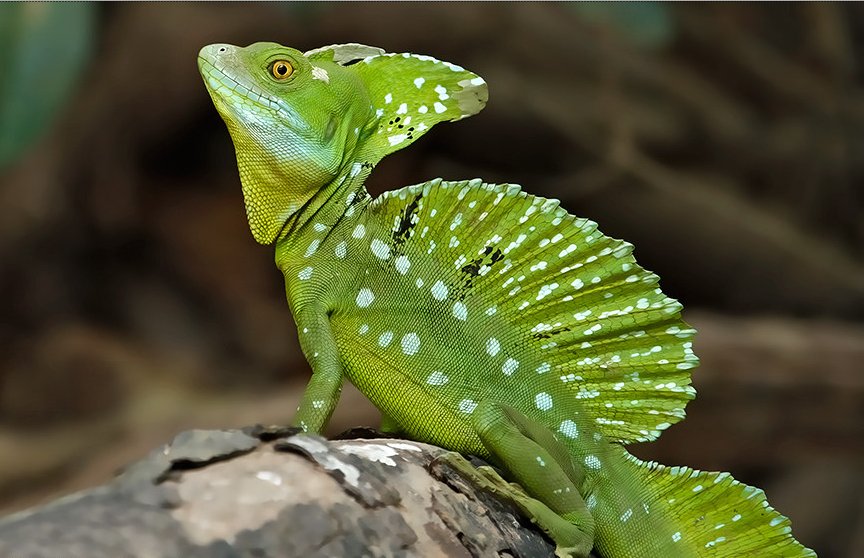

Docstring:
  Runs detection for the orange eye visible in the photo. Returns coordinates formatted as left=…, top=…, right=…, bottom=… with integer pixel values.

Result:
left=270, top=60, right=294, bottom=79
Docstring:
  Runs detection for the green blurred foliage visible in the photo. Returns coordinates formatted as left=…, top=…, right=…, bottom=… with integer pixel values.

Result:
left=0, top=3, right=95, bottom=169
left=569, top=1, right=674, bottom=49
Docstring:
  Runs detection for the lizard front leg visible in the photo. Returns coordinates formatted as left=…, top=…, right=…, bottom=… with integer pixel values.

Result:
left=292, top=303, right=344, bottom=434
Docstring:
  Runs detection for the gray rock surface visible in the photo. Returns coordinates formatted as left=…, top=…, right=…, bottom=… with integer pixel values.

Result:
left=0, top=426, right=569, bottom=558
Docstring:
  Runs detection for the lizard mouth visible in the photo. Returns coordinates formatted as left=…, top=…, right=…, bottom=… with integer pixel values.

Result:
left=197, top=55, right=301, bottom=129
left=198, top=56, right=267, bottom=111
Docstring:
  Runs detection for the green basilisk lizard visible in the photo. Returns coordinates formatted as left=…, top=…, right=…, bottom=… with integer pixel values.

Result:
left=198, top=41, right=815, bottom=557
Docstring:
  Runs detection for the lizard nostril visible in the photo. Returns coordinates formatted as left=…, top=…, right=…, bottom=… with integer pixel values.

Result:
left=219, top=47, right=226, bottom=52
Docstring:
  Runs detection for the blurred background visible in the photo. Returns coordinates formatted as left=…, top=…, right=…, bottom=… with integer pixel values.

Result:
left=0, top=3, right=862, bottom=556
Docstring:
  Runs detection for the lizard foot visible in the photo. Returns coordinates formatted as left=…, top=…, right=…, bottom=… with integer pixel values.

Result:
left=434, top=452, right=593, bottom=558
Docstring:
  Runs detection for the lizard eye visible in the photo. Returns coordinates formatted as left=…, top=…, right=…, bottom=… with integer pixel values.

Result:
left=270, top=60, right=294, bottom=80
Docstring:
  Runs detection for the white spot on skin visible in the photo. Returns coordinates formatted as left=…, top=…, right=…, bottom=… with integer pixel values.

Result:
left=502, top=358, right=519, bottom=375
left=359, top=324, right=369, bottom=335
left=304, top=239, right=320, bottom=257
left=335, top=241, right=347, bottom=259
left=384, top=92, right=393, bottom=104
left=431, top=280, right=448, bottom=301
left=584, top=455, right=602, bottom=470
left=536, top=282, right=559, bottom=301
left=558, top=420, right=579, bottom=439
left=371, top=239, right=391, bottom=259
left=396, top=103, right=408, bottom=114
left=297, top=266, right=313, bottom=280
left=672, top=532, right=682, bottom=543
left=311, top=66, right=330, bottom=83
left=559, top=244, right=577, bottom=258
left=449, top=212, right=463, bottom=230
left=620, top=509, right=633, bottom=522
left=378, top=331, right=393, bottom=347
left=458, top=399, right=478, bottom=414
left=356, top=288, right=374, bottom=307
left=418, top=105, right=428, bottom=114
left=395, top=255, right=410, bottom=274
left=535, top=456, right=546, bottom=467
left=434, top=101, right=447, bottom=114
left=573, top=310, right=591, bottom=321
left=486, top=338, right=501, bottom=356
left=352, top=224, right=366, bottom=238
left=452, top=301, right=467, bottom=320
left=401, top=333, right=420, bottom=355
left=434, top=84, right=449, bottom=100
left=388, top=133, right=409, bottom=146
left=535, top=392, right=553, bottom=410
left=536, top=362, right=551, bottom=374
left=426, top=371, right=448, bottom=385
left=413, top=77, right=425, bottom=88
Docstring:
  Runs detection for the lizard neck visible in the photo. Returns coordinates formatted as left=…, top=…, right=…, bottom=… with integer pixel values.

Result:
left=280, top=161, right=372, bottom=238
left=274, top=159, right=373, bottom=275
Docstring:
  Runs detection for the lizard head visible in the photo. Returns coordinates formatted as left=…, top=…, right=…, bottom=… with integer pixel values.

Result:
left=199, top=42, right=488, bottom=244
left=199, top=42, right=373, bottom=244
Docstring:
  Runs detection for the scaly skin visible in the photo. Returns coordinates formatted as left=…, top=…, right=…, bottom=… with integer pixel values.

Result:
left=198, top=42, right=816, bottom=557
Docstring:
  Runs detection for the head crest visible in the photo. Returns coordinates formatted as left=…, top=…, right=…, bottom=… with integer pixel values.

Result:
left=307, top=43, right=489, bottom=162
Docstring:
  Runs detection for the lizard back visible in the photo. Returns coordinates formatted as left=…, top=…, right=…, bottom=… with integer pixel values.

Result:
left=323, top=178, right=695, bottom=447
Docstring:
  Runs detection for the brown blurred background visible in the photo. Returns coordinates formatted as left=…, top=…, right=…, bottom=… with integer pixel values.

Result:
left=0, top=3, right=862, bottom=557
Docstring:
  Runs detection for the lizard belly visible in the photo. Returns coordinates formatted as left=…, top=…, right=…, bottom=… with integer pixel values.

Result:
left=326, top=282, right=604, bottom=462
left=331, top=317, right=488, bottom=456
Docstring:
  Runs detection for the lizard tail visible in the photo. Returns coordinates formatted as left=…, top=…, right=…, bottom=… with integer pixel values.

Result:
left=613, top=452, right=817, bottom=557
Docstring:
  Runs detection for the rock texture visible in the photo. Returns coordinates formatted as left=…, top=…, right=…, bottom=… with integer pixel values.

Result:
left=0, top=426, right=586, bottom=558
